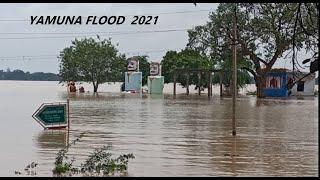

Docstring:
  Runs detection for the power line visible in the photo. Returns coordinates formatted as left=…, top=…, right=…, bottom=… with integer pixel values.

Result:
left=0, top=28, right=189, bottom=35
left=0, top=60, right=55, bottom=62
left=0, top=9, right=212, bottom=22
left=0, top=54, right=58, bottom=59
left=0, top=48, right=181, bottom=59
left=0, top=28, right=189, bottom=40
left=0, top=48, right=179, bottom=61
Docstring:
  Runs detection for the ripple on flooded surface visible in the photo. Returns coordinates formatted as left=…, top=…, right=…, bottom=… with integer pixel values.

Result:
left=0, top=81, right=317, bottom=177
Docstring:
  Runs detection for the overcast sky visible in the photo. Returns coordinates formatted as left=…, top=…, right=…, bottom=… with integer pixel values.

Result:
left=0, top=3, right=315, bottom=74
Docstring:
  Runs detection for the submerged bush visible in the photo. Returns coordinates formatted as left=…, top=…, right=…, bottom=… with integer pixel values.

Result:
left=80, top=145, right=135, bottom=176
left=53, top=163, right=70, bottom=174
left=53, top=132, right=134, bottom=177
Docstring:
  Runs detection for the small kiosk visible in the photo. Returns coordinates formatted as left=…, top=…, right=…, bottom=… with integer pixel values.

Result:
left=124, top=57, right=142, bottom=93
left=263, top=69, right=316, bottom=97
left=147, top=62, right=164, bottom=94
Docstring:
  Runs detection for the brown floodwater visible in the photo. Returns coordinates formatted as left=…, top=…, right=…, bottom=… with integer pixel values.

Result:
left=0, top=81, right=318, bottom=176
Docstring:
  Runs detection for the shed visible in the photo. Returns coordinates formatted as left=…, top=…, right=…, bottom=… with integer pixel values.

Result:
left=290, top=72, right=315, bottom=96
left=262, top=68, right=315, bottom=97
left=263, top=70, right=291, bottom=97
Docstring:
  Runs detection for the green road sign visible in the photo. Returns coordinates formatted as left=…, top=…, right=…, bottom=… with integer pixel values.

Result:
left=32, top=103, right=68, bottom=129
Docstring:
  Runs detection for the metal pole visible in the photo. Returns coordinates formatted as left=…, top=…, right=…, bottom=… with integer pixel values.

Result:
left=232, top=4, right=237, bottom=136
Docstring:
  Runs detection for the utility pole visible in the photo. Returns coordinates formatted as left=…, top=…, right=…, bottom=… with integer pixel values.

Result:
left=232, top=4, right=237, bottom=136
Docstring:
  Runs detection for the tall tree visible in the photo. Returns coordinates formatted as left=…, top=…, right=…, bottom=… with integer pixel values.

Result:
left=187, top=3, right=318, bottom=97
left=291, top=3, right=319, bottom=75
left=59, top=37, right=126, bottom=93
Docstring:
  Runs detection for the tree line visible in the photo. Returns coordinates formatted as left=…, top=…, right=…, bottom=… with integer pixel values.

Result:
left=0, top=69, right=59, bottom=81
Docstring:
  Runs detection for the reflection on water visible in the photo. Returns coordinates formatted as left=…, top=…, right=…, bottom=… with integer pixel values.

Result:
left=35, top=130, right=67, bottom=150
left=62, top=93, right=318, bottom=177
left=32, top=130, right=68, bottom=176
left=0, top=81, right=318, bottom=177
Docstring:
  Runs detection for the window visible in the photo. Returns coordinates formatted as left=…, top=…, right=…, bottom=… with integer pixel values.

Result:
left=266, top=76, right=281, bottom=89
left=297, top=81, right=304, bottom=92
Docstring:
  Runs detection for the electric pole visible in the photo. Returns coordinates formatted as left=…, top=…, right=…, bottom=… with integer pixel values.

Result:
left=232, top=4, right=237, bottom=136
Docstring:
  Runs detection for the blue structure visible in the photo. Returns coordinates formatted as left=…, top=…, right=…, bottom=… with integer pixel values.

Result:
left=263, top=71, right=293, bottom=97
left=124, top=72, right=142, bottom=92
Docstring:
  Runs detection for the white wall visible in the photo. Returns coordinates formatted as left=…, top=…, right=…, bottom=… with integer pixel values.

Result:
left=291, top=75, right=316, bottom=96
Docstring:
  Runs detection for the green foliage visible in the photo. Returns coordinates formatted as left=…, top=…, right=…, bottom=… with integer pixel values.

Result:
left=161, top=49, right=212, bottom=88
left=80, top=145, right=135, bottom=176
left=59, top=47, right=79, bottom=82
left=53, top=136, right=80, bottom=175
left=296, top=3, right=318, bottom=55
left=136, top=56, right=150, bottom=86
left=54, top=164, right=70, bottom=174
left=53, top=132, right=134, bottom=177
left=187, top=3, right=318, bottom=96
left=212, top=54, right=252, bottom=88
left=184, top=4, right=253, bottom=89
left=58, top=37, right=127, bottom=92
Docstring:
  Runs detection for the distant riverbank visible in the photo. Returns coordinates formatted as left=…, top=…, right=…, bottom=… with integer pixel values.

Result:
left=0, top=69, right=59, bottom=81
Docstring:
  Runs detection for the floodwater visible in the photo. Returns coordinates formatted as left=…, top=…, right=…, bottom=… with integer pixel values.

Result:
left=0, top=81, right=318, bottom=177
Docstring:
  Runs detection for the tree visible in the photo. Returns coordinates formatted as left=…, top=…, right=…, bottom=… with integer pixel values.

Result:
left=136, top=56, right=150, bottom=86
left=212, top=54, right=252, bottom=95
left=187, top=3, right=318, bottom=97
left=161, top=49, right=212, bottom=89
left=59, top=47, right=80, bottom=83
left=291, top=3, right=319, bottom=75
left=197, top=29, right=252, bottom=93
left=291, top=3, right=318, bottom=58
left=59, top=37, right=126, bottom=93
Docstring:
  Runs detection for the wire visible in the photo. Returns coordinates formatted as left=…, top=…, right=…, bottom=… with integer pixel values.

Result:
left=0, top=28, right=188, bottom=35
left=0, top=28, right=189, bottom=39
left=0, top=54, right=58, bottom=59
left=0, top=48, right=179, bottom=61
left=0, top=9, right=212, bottom=22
